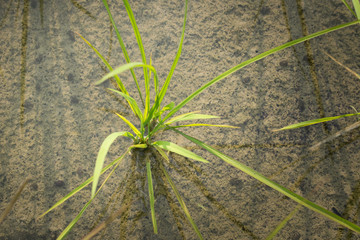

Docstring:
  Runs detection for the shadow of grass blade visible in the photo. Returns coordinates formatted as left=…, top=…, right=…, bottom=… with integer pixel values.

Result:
left=152, top=141, right=208, bottom=163
left=172, top=129, right=360, bottom=233
left=145, top=154, right=157, bottom=234
left=266, top=204, right=302, bottom=240
left=160, top=163, right=203, bottom=240
left=91, top=132, right=133, bottom=198
left=157, top=0, right=188, bottom=107
left=273, top=112, right=360, bottom=131
left=163, top=20, right=359, bottom=122
left=102, top=0, right=144, bottom=107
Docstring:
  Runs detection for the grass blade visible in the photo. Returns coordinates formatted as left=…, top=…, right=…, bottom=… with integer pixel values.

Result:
left=266, top=205, right=302, bottom=240
left=38, top=149, right=131, bottom=219
left=273, top=112, right=360, bottom=131
left=153, top=144, right=169, bottom=162
left=352, top=0, right=360, bottom=20
left=165, top=112, right=220, bottom=125
left=57, top=197, right=94, bottom=240
left=97, top=62, right=158, bottom=87
left=171, top=123, right=239, bottom=128
left=173, top=129, right=360, bottom=233
left=342, top=0, right=357, bottom=17
left=114, top=112, right=141, bottom=137
left=91, top=132, right=132, bottom=198
left=122, top=0, right=150, bottom=113
left=163, top=20, right=359, bottom=122
left=57, top=147, right=129, bottom=240
left=108, top=88, right=143, bottom=121
left=75, top=32, right=128, bottom=95
left=157, top=0, right=188, bottom=106
left=145, top=154, right=157, bottom=234
left=160, top=163, right=203, bottom=240
left=102, top=0, right=144, bottom=107
left=152, top=141, right=208, bottom=163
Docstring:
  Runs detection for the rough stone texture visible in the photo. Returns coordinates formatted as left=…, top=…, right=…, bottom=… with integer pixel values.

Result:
left=0, top=0, right=359, bottom=239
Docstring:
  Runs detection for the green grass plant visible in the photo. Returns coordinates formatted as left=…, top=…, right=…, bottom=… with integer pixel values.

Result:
left=39, top=0, right=360, bottom=239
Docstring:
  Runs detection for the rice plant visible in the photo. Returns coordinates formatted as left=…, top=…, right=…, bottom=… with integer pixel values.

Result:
left=39, top=0, right=360, bottom=239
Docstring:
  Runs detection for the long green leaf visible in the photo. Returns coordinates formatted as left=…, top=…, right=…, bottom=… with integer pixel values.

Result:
left=157, top=0, right=188, bottom=106
left=162, top=20, right=360, bottom=123
left=114, top=112, right=141, bottom=137
left=75, top=32, right=128, bottom=95
left=145, top=154, right=157, bottom=234
left=165, top=112, right=220, bottom=125
left=57, top=147, right=129, bottom=240
left=342, top=0, right=357, bottom=17
left=266, top=205, right=302, bottom=240
left=97, top=62, right=158, bottom=87
left=91, top=132, right=131, bottom=198
left=38, top=149, right=131, bottom=219
left=153, top=144, right=169, bottom=162
left=173, top=129, right=360, bottom=233
left=274, top=112, right=360, bottom=131
left=102, top=0, right=145, bottom=107
left=122, top=0, right=150, bottom=114
left=160, top=163, right=203, bottom=240
left=171, top=123, right=238, bottom=128
left=352, top=0, right=360, bottom=20
left=152, top=141, right=208, bottom=163
left=108, top=88, right=143, bottom=121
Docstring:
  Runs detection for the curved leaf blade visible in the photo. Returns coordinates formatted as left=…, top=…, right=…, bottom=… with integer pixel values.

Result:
left=165, top=112, right=220, bottom=125
left=114, top=112, right=141, bottom=137
left=57, top=147, right=131, bottom=240
left=75, top=32, right=128, bottom=94
left=38, top=150, right=131, bottom=219
left=152, top=141, right=208, bottom=163
left=171, top=123, right=239, bottom=128
left=91, top=132, right=131, bottom=198
left=108, top=88, right=143, bottom=121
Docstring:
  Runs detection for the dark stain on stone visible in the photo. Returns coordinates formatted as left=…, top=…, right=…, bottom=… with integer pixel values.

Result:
left=67, top=30, right=76, bottom=42
left=229, top=178, right=243, bottom=191
left=241, top=77, right=251, bottom=84
left=35, top=55, right=44, bottom=64
left=260, top=6, right=271, bottom=15
left=54, top=180, right=65, bottom=187
left=67, top=73, right=74, bottom=82
left=30, top=182, right=38, bottom=191
left=279, top=60, right=288, bottom=68
left=70, top=96, right=79, bottom=105
left=30, top=0, right=37, bottom=9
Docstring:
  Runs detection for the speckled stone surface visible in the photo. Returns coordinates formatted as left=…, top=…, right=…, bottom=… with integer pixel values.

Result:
left=0, top=0, right=360, bottom=239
